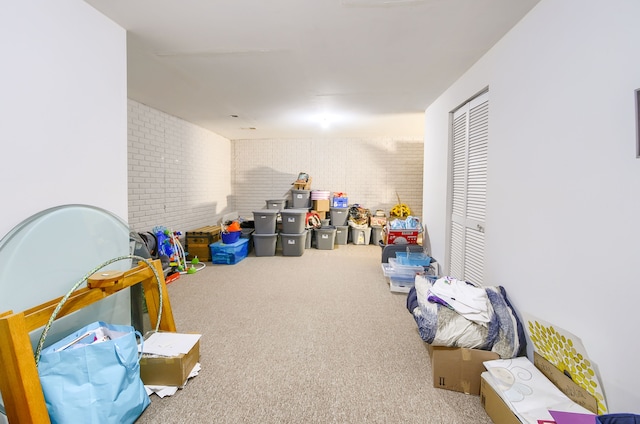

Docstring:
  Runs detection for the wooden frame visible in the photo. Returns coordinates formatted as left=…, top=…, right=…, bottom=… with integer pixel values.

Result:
left=0, top=259, right=176, bottom=423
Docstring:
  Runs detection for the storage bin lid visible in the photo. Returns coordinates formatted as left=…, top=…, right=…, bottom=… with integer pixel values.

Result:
left=314, top=226, right=336, bottom=232
left=280, top=208, right=308, bottom=215
left=253, top=209, right=280, bottom=215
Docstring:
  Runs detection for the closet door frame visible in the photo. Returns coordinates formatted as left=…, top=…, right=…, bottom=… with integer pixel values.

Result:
left=445, top=89, right=489, bottom=284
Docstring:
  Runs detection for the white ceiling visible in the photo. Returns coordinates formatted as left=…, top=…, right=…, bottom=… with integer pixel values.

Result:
left=85, top=0, right=540, bottom=140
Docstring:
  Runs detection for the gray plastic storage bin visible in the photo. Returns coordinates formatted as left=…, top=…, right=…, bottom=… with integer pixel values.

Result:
left=330, top=207, right=348, bottom=226
left=314, top=227, right=336, bottom=250
left=305, top=228, right=313, bottom=249
left=265, top=199, right=287, bottom=210
left=335, top=225, right=349, bottom=245
left=370, top=225, right=384, bottom=245
left=280, top=233, right=306, bottom=256
left=253, top=233, right=277, bottom=256
left=291, top=189, right=311, bottom=208
left=280, top=209, right=307, bottom=234
left=252, top=209, right=279, bottom=234
left=350, top=226, right=372, bottom=245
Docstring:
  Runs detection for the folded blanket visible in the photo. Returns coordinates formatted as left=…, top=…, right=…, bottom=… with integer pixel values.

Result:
left=407, top=274, right=525, bottom=358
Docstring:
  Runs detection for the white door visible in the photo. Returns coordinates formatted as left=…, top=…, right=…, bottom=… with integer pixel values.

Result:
left=447, top=91, right=489, bottom=284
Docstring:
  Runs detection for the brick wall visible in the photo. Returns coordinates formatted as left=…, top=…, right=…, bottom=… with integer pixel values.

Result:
left=127, top=101, right=424, bottom=233
left=232, top=138, right=423, bottom=220
left=127, top=99, right=232, bottom=233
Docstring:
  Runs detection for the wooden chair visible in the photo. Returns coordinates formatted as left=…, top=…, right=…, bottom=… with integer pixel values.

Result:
left=0, top=259, right=176, bottom=423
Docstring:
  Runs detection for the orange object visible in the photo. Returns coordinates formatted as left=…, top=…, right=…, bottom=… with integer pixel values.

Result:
left=226, top=221, right=241, bottom=232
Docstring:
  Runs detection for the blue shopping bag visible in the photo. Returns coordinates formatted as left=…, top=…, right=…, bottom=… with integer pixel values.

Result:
left=37, top=321, right=150, bottom=424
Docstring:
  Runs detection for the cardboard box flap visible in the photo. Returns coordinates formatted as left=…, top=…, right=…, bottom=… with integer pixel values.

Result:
left=534, top=352, right=598, bottom=414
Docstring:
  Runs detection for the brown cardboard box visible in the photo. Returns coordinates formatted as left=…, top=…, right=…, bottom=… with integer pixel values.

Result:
left=369, top=215, right=387, bottom=227
left=140, top=337, right=200, bottom=387
left=312, top=199, right=330, bottom=212
left=428, top=345, right=499, bottom=395
left=533, top=352, right=598, bottom=413
left=479, top=353, right=598, bottom=424
left=480, top=376, right=522, bottom=424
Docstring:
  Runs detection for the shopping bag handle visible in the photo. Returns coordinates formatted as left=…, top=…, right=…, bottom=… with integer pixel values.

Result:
left=114, top=330, right=145, bottom=370
left=34, top=255, right=164, bottom=365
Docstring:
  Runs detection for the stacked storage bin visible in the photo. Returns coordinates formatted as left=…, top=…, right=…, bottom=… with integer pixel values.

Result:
left=334, top=225, right=349, bottom=245
left=291, top=189, right=311, bottom=209
left=252, top=209, right=279, bottom=256
left=381, top=250, right=432, bottom=292
left=265, top=199, right=287, bottom=210
left=369, top=211, right=387, bottom=245
left=346, top=204, right=371, bottom=245
left=314, top=226, right=336, bottom=250
left=330, top=194, right=349, bottom=247
left=279, top=208, right=307, bottom=256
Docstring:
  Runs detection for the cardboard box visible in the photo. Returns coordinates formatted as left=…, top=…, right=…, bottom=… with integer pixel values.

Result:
left=532, top=352, right=598, bottom=413
left=428, top=345, right=499, bottom=395
left=331, top=197, right=348, bottom=208
left=480, top=376, right=522, bottom=424
left=480, top=353, right=598, bottom=424
left=369, top=215, right=387, bottom=227
left=312, top=199, right=330, bottom=212
left=140, top=336, right=200, bottom=387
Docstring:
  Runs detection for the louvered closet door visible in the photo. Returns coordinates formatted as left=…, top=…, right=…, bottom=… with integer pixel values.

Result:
left=448, top=91, right=488, bottom=285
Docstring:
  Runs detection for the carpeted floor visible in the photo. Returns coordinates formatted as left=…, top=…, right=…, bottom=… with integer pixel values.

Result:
left=136, top=243, right=493, bottom=424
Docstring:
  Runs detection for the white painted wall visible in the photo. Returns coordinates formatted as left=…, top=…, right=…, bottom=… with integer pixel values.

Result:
left=0, top=0, right=127, bottom=421
left=127, top=100, right=232, bottom=233
left=423, top=0, right=640, bottom=413
left=0, top=0, right=127, bottom=237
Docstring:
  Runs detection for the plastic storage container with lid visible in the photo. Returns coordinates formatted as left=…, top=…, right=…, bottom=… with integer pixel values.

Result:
left=314, top=227, right=336, bottom=250
left=330, top=207, right=348, bottom=226
left=210, top=238, right=250, bottom=264
left=280, top=233, right=306, bottom=256
left=335, top=225, right=349, bottom=245
left=280, top=209, right=308, bottom=234
left=252, top=209, right=279, bottom=234
left=291, top=189, right=311, bottom=208
left=265, top=199, right=287, bottom=210
left=252, top=233, right=278, bottom=257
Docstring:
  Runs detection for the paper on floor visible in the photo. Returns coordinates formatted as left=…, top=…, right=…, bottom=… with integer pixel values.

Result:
left=140, top=332, right=201, bottom=357
left=145, top=362, right=201, bottom=398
